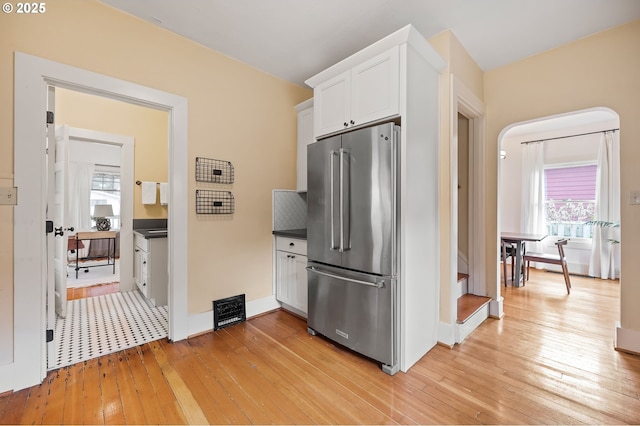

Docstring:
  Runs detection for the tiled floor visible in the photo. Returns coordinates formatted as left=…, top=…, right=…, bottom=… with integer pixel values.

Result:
left=51, top=290, right=168, bottom=370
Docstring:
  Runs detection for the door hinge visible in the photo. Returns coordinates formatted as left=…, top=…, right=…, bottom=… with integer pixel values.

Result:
left=46, top=220, right=54, bottom=234
left=46, top=111, right=54, bottom=124
left=46, top=329, right=54, bottom=343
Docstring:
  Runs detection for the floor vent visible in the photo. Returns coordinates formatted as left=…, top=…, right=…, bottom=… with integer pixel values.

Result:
left=213, top=294, right=246, bottom=330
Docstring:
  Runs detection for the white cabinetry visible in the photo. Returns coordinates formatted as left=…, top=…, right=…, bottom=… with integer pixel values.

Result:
left=275, top=236, right=308, bottom=316
left=295, top=99, right=313, bottom=192
left=304, top=25, right=445, bottom=372
left=313, top=46, right=399, bottom=137
left=134, top=232, right=168, bottom=307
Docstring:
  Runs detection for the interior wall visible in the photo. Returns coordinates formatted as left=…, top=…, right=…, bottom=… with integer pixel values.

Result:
left=0, top=0, right=312, bottom=367
left=56, top=88, right=168, bottom=219
left=485, top=20, right=640, bottom=332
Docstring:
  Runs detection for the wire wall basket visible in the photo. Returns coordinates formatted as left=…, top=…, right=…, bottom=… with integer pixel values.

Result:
left=196, top=190, right=235, bottom=214
left=196, top=157, right=234, bottom=184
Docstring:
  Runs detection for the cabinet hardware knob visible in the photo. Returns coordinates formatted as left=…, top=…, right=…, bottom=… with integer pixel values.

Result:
left=350, top=120, right=355, bottom=125
left=135, top=249, right=139, bottom=252
left=289, top=242, right=294, bottom=246
left=343, top=122, right=349, bottom=127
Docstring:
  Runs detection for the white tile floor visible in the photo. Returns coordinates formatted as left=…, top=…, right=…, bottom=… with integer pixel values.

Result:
left=51, top=290, right=168, bottom=370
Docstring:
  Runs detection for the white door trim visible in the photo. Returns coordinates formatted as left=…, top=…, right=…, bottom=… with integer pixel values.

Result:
left=12, top=52, right=188, bottom=392
left=449, top=76, right=498, bottom=317
left=60, top=125, right=135, bottom=292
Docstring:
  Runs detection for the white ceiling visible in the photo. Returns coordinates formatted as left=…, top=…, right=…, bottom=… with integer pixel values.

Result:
left=99, top=0, right=640, bottom=87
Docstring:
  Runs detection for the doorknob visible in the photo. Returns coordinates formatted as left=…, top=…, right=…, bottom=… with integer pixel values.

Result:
left=54, top=227, right=64, bottom=237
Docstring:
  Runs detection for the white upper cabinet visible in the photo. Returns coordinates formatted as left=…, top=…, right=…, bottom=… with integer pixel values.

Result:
left=313, top=46, right=399, bottom=137
left=295, top=99, right=313, bottom=192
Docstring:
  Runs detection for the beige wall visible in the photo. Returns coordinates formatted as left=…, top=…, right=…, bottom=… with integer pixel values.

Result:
left=0, top=0, right=311, bottom=361
left=485, top=20, right=640, bottom=331
left=428, top=30, right=485, bottom=324
left=56, top=88, right=169, bottom=218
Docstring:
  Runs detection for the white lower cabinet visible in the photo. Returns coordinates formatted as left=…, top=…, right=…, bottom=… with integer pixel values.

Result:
left=275, top=236, right=308, bottom=316
left=134, top=233, right=168, bottom=307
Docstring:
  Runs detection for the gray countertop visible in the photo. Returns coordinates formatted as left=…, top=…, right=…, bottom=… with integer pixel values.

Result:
left=134, top=229, right=168, bottom=239
left=272, top=228, right=307, bottom=239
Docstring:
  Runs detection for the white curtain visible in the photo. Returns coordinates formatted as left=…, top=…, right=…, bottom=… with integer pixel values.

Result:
left=589, top=131, right=620, bottom=279
left=67, top=162, right=95, bottom=232
left=521, top=141, right=546, bottom=254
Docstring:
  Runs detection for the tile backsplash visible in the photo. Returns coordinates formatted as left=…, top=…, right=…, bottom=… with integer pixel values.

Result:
left=273, top=190, right=307, bottom=230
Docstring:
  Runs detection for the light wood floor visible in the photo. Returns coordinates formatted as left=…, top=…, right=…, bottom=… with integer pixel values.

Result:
left=67, top=282, right=119, bottom=301
left=2, top=269, right=639, bottom=424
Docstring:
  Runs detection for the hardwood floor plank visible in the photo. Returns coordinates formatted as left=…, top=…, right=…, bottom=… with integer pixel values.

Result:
left=138, top=342, right=187, bottom=425
left=81, top=357, right=105, bottom=425
left=62, top=362, right=86, bottom=425
left=0, top=388, right=29, bottom=425
left=98, top=353, right=126, bottom=424
left=4, top=269, right=640, bottom=425
left=123, top=346, right=168, bottom=424
left=111, top=350, right=147, bottom=424
left=150, top=339, right=210, bottom=425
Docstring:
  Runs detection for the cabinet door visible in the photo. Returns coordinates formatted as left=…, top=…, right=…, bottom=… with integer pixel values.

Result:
left=296, top=106, right=313, bottom=192
left=293, top=254, right=308, bottom=314
left=314, top=71, right=350, bottom=137
left=133, top=246, right=142, bottom=287
left=276, top=250, right=294, bottom=306
left=350, top=46, right=400, bottom=126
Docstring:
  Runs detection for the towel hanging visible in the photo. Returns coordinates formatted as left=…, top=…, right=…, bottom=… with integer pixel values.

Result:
left=141, top=181, right=157, bottom=204
left=160, top=183, right=169, bottom=205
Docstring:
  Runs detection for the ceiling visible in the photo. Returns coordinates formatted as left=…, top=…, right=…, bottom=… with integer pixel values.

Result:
left=99, top=0, right=640, bottom=87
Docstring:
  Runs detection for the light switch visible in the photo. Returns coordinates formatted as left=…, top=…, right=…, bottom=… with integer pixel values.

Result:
left=630, top=190, right=640, bottom=205
left=0, top=187, right=17, bottom=205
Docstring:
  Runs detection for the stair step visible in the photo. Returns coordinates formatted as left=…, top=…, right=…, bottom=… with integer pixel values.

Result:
left=457, top=273, right=469, bottom=283
left=457, top=294, right=491, bottom=324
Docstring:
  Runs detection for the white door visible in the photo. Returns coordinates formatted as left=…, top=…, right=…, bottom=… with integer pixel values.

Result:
left=45, top=85, right=57, bottom=368
left=53, top=123, right=69, bottom=318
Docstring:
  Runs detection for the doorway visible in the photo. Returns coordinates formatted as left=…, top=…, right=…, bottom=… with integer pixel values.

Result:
left=13, top=52, right=189, bottom=391
left=497, top=107, right=620, bottom=284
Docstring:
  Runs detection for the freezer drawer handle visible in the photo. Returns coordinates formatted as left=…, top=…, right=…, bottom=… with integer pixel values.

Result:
left=306, top=266, right=384, bottom=288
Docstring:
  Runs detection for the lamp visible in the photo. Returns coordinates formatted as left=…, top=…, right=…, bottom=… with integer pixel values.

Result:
left=94, top=204, right=114, bottom=231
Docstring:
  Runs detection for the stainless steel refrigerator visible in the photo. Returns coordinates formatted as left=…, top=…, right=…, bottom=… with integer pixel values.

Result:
left=306, top=122, right=399, bottom=375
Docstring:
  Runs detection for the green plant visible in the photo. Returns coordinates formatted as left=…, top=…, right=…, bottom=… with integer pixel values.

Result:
left=585, top=220, right=620, bottom=244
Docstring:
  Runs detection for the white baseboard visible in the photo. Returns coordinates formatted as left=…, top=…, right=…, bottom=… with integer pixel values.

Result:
left=490, top=296, right=504, bottom=319
left=615, top=322, right=640, bottom=355
left=0, top=363, right=14, bottom=394
left=438, top=321, right=455, bottom=347
left=187, top=295, right=281, bottom=338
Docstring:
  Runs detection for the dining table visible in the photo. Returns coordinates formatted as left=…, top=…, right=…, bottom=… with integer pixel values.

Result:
left=501, top=232, right=548, bottom=287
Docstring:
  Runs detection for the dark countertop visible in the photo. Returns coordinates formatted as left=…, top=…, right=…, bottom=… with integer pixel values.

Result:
left=272, top=228, right=307, bottom=239
left=134, top=229, right=168, bottom=239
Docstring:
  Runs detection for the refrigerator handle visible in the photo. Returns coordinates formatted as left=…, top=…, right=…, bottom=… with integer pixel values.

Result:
left=339, top=148, right=350, bottom=252
left=329, top=150, right=339, bottom=250
left=306, top=266, right=384, bottom=288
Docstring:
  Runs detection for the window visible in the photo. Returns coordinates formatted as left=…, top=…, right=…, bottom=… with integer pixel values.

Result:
left=90, top=169, right=121, bottom=229
left=545, top=164, right=596, bottom=238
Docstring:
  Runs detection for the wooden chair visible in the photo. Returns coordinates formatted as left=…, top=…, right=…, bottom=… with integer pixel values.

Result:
left=523, top=238, right=571, bottom=294
left=501, top=241, right=522, bottom=287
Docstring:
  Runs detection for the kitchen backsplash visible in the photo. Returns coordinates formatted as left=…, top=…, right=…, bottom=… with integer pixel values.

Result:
left=273, top=190, right=307, bottom=230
